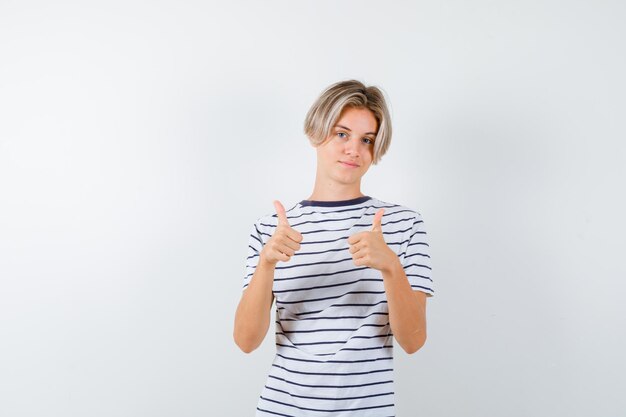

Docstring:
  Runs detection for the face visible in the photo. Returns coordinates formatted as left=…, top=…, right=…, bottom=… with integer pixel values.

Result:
left=315, top=106, right=378, bottom=187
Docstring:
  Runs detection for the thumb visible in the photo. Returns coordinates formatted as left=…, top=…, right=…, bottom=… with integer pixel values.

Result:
left=273, top=200, right=290, bottom=227
left=371, top=208, right=384, bottom=232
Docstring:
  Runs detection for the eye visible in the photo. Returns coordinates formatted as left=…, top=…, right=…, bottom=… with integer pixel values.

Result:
left=337, top=132, right=348, bottom=139
left=362, top=137, right=374, bottom=145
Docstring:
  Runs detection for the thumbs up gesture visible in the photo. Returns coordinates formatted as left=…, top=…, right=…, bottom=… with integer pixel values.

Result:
left=347, top=208, right=398, bottom=272
left=260, top=200, right=304, bottom=265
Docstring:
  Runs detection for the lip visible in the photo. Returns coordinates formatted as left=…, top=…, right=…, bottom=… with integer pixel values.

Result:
left=339, top=161, right=360, bottom=168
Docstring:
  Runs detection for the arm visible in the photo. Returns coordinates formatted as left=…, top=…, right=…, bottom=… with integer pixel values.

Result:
left=233, top=200, right=303, bottom=354
left=381, top=258, right=428, bottom=354
left=233, top=255, right=275, bottom=353
left=348, top=208, right=430, bottom=355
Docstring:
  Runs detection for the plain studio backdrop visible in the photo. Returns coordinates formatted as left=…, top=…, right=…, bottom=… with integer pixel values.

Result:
left=1, top=1, right=625, bottom=416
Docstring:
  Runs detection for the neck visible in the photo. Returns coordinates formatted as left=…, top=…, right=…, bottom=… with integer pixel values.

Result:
left=307, top=180, right=364, bottom=202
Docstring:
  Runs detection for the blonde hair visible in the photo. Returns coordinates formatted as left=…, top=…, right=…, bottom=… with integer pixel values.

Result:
left=303, top=79, right=392, bottom=165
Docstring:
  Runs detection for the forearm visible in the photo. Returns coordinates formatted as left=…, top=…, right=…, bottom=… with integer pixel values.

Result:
left=233, top=256, right=275, bottom=353
left=381, top=259, right=427, bottom=354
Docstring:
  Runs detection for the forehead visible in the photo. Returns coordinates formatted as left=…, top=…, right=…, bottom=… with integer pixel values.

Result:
left=334, top=107, right=378, bottom=132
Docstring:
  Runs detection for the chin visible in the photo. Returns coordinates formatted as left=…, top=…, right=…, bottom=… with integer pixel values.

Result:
left=335, top=174, right=363, bottom=184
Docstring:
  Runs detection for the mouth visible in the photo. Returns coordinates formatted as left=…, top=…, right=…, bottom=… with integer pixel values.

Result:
left=339, top=161, right=360, bottom=168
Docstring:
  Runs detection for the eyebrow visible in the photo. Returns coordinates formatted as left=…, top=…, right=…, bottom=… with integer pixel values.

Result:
left=334, top=124, right=377, bottom=136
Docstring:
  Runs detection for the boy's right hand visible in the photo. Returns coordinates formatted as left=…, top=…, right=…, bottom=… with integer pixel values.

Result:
left=260, top=200, right=303, bottom=265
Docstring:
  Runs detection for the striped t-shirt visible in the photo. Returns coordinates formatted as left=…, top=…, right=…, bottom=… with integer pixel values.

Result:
left=243, top=195, right=434, bottom=417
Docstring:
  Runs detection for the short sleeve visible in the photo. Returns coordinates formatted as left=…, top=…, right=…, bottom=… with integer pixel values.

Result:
left=402, top=212, right=434, bottom=297
left=242, top=220, right=265, bottom=292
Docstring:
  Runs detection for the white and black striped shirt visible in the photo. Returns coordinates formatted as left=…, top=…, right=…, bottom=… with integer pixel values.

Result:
left=243, top=195, right=434, bottom=417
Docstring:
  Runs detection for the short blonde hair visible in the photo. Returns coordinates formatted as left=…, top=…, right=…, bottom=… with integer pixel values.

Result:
left=303, top=79, right=392, bottom=165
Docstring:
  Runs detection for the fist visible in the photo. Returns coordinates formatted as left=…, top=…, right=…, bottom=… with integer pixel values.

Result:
left=260, top=200, right=304, bottom=265
left=347, top=208, right=398, bottom=273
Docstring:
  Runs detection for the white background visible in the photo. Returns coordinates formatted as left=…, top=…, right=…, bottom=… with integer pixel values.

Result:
left=1, top=1, right=625, bottom=416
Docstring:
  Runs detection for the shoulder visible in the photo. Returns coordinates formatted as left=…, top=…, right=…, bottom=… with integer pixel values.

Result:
left=370, top=197, right=421, bottom=219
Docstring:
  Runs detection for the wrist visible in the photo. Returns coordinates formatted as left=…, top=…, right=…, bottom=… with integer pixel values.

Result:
left=258, top=253, right=276, bottom=269
left=381, top=255, right=403, bottom=276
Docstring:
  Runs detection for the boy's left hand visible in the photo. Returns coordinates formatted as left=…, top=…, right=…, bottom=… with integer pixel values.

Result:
left=348, top=208, right=399, bottom=273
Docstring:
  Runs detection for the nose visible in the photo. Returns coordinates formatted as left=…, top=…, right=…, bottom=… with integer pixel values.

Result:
left=343, top=137, right=360, bottom=158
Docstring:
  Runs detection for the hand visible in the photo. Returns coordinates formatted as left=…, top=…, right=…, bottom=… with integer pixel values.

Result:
left=260, top=200, right=304, bottom=265
left=348, top=208, right=399, bottom=273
